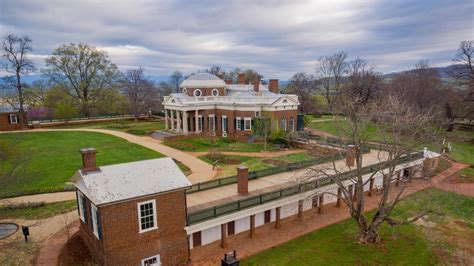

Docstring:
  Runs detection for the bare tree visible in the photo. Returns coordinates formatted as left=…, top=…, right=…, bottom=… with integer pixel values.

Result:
left=120, top=67, right=158, bottom=121
left=449, top=40, right=474, bottom=86
left=24, top=79, right=52, bottom=107
left=44, top=43, right=119, bottom=116
left=316, top=51, right=348, bottom=110
left=343, top=58, right=382, bottom=105
left=169, top=70, right=184, bottom=93
left=1, top=34, right=35, bottom=128
left=287, top=72, right=320, bottom=113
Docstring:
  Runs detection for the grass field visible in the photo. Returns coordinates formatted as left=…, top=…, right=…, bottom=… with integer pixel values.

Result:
left=0, top=200, right=77, bottom=219
left=162, top=137, right=278, bottom=152
left=49, top=120, right=165, bottom=136
left=243, top=189, right=474, bottom=265
left=0, top=131, right=163, bottom=198
left=199, top=152, right=315, bottom=177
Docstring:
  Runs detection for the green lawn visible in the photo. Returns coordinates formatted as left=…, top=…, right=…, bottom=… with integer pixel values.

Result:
left=199, top=152, right=316, bottom=177
left=243, top=189, right=474, bottom=265
left=48, top=120, right=165, bottom=136
left=0, top=200, right=77, bottom=219
left=0, top=131, right=163, bottom=198
left=162, top=137, right=278, bottom=152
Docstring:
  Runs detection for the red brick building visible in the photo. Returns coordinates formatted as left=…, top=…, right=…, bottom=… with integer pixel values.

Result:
left=0, top=105, right=23, bottom=131
left=72, top=148, right=192, bottom=265
left=162, top=73, right=300, bottom=138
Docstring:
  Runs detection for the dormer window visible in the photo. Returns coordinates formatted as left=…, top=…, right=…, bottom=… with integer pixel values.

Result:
left=193, top=89, right=203, bottom=97
left=283, top=99, right=288, bottom=104
left=171, top=99, right=175, bottom=103
left=211, top=89, right=219, bottom=96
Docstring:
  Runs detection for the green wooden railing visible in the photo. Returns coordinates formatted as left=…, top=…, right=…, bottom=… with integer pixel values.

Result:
left=187, top=152, right=424, bottom=225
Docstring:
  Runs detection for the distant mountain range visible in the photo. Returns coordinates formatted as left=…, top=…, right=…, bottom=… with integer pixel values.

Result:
left=383, top=64, right=462, bottom=80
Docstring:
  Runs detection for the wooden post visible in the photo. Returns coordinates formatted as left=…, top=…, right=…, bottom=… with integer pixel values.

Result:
left=275, top=207, right=281, bottom=229
left=369, top=178, right=374, bottom=197
left=318, top=194, right=324, bottom=214
left=396, top=171, right=401, bottom=186
left=336, top=188, right=342, bottom=207
left=298, top=200, right=304, bottom=221
left=250, top=215, right=255, bottom=238
left=220, top=224, right=227, bottom=248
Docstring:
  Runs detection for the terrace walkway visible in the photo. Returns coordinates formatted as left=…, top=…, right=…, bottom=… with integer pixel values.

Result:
left=186, top=149, right=389, bottom=212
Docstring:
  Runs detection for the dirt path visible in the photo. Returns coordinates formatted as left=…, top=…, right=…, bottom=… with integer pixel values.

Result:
left=190, top=162, right=470, bottom=265
left=13, top=128, right=218, bottom=183
left=186, top=149, right=306, bottom=158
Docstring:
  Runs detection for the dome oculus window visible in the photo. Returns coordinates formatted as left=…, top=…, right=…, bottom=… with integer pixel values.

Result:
left=211, top=89, right=219, bottom=96
left=193, top=89, right=203, bottom=97
left=182, top=88, right=187, bottom=94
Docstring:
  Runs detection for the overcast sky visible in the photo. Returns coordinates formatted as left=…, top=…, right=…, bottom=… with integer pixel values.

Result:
left=1, top=0, right=473, bottom=79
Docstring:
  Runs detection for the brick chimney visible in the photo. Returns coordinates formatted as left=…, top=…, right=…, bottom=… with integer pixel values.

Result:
left=225, top=79, right=233, bottom=85
left=80, top=148, right=99, bottom=173
left=238, top=73, right=246, bottom=85
left=345, top=145, right=356, bottom=167
left=237, top=165, right=249, bottom=195
left=269, top=79, right=279, bottom=94
left=253, top=80, right=260, bottom=92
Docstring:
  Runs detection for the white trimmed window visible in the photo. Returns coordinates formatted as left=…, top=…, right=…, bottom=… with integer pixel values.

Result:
left=138, top=199, right=158, bottom=233
left=193, top=89, right=202, bottom=97
left=236, top=117, right=241, bottom=130
left=281, top=118, right=287, bottom=132
left=77, top=191, right=86, bottom=223
left=9, top=114, right=18, bottom=124
left=255, top=111, right=260, bottom=117
left=289, top=117, right=295, bottom=132
left=91, top=204, right=99, bottom=239
left=182, top=88, right=187, bottom=94
left=222, top=116, right=227, bottom=133
left=198, top=116, right=203, bottom=131
left=244, top=118, right=252, bottom=131
left=211, top=88, right=219, bottom=96
left=209, top=114, right=215, bottom=131
left=142, top=254, right=161, bottom=266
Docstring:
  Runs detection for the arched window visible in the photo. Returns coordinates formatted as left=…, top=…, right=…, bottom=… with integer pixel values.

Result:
left=193, top=89, right=202, bottom=97
left=182, top=88, right=188, bottom=94
left=281, top=118, right=287, bottom=132
left=289, top=117, right=295, bottom=132
left=283, top=99, right=288, bottom=103
left=211, top=88, right=219, bottom=96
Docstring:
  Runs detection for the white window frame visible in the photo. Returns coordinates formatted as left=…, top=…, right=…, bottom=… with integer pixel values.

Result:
left=198, top=115, right=203, bottom=131
left=208, top=114, right=215, bottom=131
left=255, top=111, right=260, bottom=117
left=244, top=117, right=252, bottom=131
left=9, top=114, right=18, bottom=124
left=281, top=118, right=287, bottom=132
left=182, top=88, right=187, bottom=94
left=211, top=88, right=219, bottom=96
left=138, top=199, right=158, bottom=233
left=193, top=89, right=202, bottom=97
left=142, top=254, right=161, bottom=266
left=91, top=203, right=99, bottom=239
left=236, top=117, right=241, bottom=130
left=289, top=117, right=295, bottom=132
left=222, top=115, right=227, bottom=133
left=77, top=191, right=85, bottom=223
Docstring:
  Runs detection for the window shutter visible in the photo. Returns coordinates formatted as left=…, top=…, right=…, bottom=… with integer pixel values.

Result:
left=234, top=118, right=237, bottom=130
left=89, top=204, right=94, bottom=230
left=96, top=209, right=102, bottom=240
left=82, top=196, right=87, bottom=224
left=8, top=115, right=11, bottom=124
left=240, top=119, right=244, bottom=130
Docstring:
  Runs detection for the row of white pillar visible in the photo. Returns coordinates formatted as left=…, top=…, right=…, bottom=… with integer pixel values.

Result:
left=164, top=109, right=201, bottom=134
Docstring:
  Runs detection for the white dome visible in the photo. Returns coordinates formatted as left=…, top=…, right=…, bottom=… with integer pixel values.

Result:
left=180, top=73, right=226, bottom=88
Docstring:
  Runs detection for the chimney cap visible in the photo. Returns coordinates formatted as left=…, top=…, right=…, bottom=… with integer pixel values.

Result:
left=237, top=165, right=248, bottom=170
left=80, top=148, right=97, bottom=154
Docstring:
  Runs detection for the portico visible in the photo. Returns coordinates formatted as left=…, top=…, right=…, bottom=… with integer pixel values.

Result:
left=164, top=108, right=202, bottom=135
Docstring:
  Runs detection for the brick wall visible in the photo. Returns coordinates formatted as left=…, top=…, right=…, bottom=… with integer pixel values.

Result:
left=80, top=190, right=189, bottom=265
left=0, top=113, right=22, bottom=131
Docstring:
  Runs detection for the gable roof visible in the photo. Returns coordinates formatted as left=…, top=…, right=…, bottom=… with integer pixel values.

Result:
left=72, top=157, right=192, bottom=206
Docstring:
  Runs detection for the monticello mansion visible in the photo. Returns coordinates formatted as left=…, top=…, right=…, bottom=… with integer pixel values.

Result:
left=162, top=73, right=302, bottom=138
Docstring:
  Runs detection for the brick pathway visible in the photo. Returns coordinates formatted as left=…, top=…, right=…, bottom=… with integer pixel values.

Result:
left=189, top=162, right=470, bottom=265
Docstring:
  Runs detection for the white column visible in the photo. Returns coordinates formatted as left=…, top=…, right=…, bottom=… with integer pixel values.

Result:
left=195, top=110, right=199, bottom=133
left=183, top=111, right=188, bottom=134
left=170, top=110, right=175, bottom=130
left=177, top=111, right=182, bottom=131
left=164, top=109, right=168, bottom=130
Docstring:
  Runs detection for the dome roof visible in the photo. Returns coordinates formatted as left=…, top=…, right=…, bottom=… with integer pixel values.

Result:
left=180, top=73, right=226, bottom=88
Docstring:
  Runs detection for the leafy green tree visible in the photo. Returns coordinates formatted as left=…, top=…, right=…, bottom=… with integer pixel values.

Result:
left=253, top=116, right=273, bottom=151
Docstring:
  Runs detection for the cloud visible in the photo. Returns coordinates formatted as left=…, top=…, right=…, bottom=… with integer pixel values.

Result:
left=0, top=0, right=472, bottom=79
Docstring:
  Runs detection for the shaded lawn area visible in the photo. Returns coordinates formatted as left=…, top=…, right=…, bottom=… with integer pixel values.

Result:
left=48, top=120, right=165, bottom=136
left=162, top=137, right=278, bottom=152
left=0, top=200, right=77, bottom=220
left=199, top=152, right=315, bottom=177
left=446, top=130, right=474, bottom=180
left=243, top=189, right=474, bottom=265
left=0, top=131, right=163, bottom=198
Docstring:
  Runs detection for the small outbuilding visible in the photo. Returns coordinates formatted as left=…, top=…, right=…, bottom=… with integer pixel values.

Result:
left=72, top=148, right=192, bottom=265
left=0, top=105, right=23, bottom=131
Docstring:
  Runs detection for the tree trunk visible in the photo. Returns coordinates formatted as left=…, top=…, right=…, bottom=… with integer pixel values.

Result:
left=358, top=227, right=381, bottom=243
